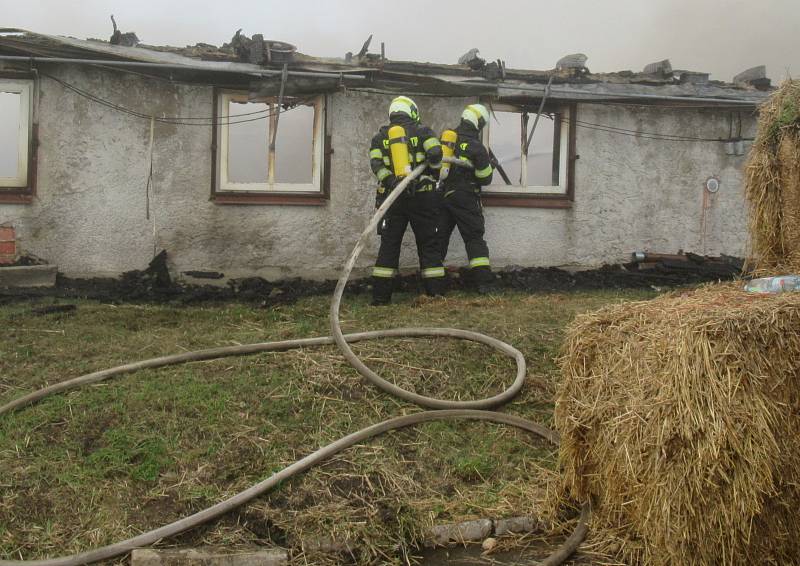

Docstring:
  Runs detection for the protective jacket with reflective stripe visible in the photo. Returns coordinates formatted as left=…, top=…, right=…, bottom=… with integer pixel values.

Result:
left=441, top=121, right=493, bottom=192
left=369, top=115, right=442, bottom=193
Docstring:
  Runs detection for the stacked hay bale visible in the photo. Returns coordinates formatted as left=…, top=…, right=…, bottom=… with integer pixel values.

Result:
left=746, top=79, right=800, bottom=272
left=555, top=284, right=800, bottom=565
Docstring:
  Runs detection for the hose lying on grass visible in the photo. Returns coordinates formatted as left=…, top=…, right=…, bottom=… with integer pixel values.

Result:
left=0, top=160, right=589, bottom=566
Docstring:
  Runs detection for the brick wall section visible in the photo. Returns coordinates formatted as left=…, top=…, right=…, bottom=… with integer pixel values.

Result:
left=0, top=226, right=16, bottom=264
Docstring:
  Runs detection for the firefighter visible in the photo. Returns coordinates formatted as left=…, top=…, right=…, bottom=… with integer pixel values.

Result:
left=438, top=103, right=495, bottom=292
left=369, top=96, right=444, bottom=305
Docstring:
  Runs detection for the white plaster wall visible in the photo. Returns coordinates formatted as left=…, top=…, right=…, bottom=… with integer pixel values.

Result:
left=467, top=104, right=754, bottom=270
left=0, top=66, right=755, bottom=280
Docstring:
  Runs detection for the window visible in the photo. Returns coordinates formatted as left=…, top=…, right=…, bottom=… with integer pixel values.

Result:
left=481, top=102, right=575, bottom=207
left=0, top=79, right=33, bottom=193
left=214, top=92, right=327, bottom=204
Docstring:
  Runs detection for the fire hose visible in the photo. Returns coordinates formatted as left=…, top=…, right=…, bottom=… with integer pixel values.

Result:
left=0, top=159, right=589, bottom=566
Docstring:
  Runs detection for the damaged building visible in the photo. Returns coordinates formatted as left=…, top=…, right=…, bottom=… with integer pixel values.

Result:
left=0, top=28, right=771, bottom=282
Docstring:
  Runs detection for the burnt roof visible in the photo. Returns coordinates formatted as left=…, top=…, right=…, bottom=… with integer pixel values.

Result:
left=0, top=29, right=771, bottom=107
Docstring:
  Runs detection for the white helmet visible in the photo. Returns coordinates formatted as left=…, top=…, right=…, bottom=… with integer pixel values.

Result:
left=462, top=103, right=489, bottom=129
left=388, top=96, right=420, bottom=123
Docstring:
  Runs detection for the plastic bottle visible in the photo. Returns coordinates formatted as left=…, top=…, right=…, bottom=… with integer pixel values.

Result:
left=743, top=275, right=800, bottom=294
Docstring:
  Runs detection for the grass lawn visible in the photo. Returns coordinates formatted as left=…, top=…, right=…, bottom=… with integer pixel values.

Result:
left=0, top=288, right=657, bottom=564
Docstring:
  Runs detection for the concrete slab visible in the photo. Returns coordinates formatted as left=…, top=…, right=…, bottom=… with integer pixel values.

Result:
left=130, top=548, right=288, bottom=566
left=0, top=265, right=57, bottom=288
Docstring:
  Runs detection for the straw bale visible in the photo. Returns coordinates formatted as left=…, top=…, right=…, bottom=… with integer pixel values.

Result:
left=556, top=283, right=800, bottom=565
left=779, top=136, right=800, bottom=268
left=746, top=79, right=800, bottom=273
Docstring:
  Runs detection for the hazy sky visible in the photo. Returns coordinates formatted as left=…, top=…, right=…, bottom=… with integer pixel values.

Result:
left=2, top=0, right=798, bottom=182
left=2, top=0, right=797, bottom=82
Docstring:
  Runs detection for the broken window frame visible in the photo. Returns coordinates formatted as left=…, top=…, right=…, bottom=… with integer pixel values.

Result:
left=480, top=101, right=577, bottom=209
left=213, top=91, right=326, bottom=201
left=0, top=77, right=35, bottom=200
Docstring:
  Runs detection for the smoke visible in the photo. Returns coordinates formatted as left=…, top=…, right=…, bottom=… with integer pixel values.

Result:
left=641, top=0, right=797, bottom=81
left=2, top=0, right=795, bottom=191
left=1, top=0, right=795, bottom=81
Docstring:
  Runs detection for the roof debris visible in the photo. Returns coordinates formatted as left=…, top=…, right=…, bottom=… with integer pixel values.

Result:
left=458, top=48, right=485, bottom=70
left=678, top=70, right=710, bottom=85
left=0, top=29, right=772, bottom=105
left=733, top=65, right=770, bottom=90
left=556, top=53, right=589, bottom=71
left=643, top=59, right=672, bottom=76
left=222, top=29, right=296, bottom=64
left=109, top=15, right=139, bottom=47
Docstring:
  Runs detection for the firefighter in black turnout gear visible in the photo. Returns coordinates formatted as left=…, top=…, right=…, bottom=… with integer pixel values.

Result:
left=369, top=96, right=445, bottom=305
left=438, top=103, right=495, bottom=290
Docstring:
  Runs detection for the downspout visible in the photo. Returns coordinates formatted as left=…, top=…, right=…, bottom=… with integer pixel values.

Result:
left=267, top=64, right=288, bottom=185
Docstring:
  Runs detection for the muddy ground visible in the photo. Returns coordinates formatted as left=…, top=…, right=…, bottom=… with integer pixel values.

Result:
left=0, top=250, right=743, bottom=307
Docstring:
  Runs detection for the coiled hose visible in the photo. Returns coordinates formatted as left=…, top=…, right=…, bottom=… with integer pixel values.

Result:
left=0, top=161, right=588, bottom=566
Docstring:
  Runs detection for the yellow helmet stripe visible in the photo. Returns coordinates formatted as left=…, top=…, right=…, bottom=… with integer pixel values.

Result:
left=389, top=101, right=411, bottom=115
left=462, top=104, right=488, bottom=128
left=389, top=96, right=418, bottom=119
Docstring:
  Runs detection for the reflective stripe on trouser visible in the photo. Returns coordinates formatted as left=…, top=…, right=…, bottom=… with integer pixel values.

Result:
left=422, top=267, right=445, bottom=278
left=438, top=189, right=489, bottom=269
left=375, top=191, right=444, bottom=292
left=469, top=257, right=490, bottom=268
left=372, top=266, right=397, bottom=278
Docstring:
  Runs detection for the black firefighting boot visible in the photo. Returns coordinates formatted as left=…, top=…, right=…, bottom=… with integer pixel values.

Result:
left=423, top=276, right=447, bottom=297
left=371, top=277, right=394, bottom=306
left=470, top=266, right=496, bottom=295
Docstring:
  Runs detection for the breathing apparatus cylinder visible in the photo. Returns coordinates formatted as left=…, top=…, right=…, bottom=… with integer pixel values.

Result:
left=388, top=125, right=412, bottom=178
left=439, top=129, right=458, bottom=180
